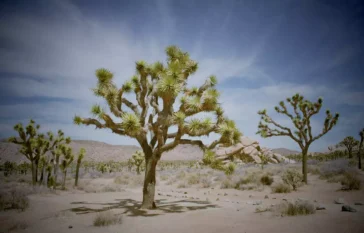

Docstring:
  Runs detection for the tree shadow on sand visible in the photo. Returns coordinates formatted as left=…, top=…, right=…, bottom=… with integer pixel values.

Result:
left=68, top=198, right=219, bottom=217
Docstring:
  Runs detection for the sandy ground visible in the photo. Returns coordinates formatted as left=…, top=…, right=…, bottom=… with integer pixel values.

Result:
left=1, top=171, right=364, bottom=233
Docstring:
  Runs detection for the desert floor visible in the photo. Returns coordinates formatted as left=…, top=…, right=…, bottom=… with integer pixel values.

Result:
left=1, top=163, right=364, bottom=233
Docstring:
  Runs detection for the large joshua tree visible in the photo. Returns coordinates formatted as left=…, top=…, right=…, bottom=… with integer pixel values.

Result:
left=337, top=136, right=359, bottom=159
left=257, top=93, right=339, bottom=184
left=358, top=128, right=364, bottom=169
left=74, top=45, right=241, bottom=209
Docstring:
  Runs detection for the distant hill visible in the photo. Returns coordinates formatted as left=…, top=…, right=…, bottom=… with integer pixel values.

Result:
left=0, top=139, right=203, bottom=163
left=271, top=148, right=300, bottom=156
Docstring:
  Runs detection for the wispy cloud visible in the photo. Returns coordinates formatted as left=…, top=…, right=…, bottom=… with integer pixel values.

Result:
left=0, top=0, right=363, bottom=153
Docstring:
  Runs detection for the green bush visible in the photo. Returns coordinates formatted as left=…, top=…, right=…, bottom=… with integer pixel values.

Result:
left=281, top=169, right=303, bottom=191
left=260, top=174, right=274, bottom=186
left=0, top=189, right=29, bottom=212
left=341, top=171, right=361, bottom=190
left=271, top=182, right=291, bottom=193
left=278, top=200, right=316, bottom=216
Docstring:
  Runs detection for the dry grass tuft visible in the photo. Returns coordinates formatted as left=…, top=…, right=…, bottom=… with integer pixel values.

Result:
left=93, top=211, right=122, bottom=227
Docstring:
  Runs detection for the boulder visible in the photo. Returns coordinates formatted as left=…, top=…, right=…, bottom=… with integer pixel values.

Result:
left=213, top=136, right=291, bottom=164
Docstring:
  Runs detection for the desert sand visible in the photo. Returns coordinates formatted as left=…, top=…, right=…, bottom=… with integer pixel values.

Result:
left=1, top=161, right=364, bottom=233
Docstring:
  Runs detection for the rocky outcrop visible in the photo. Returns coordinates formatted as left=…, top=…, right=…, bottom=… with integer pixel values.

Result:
left=213, top=136, right=293, bottom=164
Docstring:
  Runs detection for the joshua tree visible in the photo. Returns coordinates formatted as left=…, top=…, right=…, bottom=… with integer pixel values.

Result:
left=337, top=136, right=359, bottom=159
left=127, top=158, right=133, bottom=172
left=358, top=128, right=364, bottom=169
left=132, top=150, right=145, bottom=175
left=257, top=93, right=339, bottom=184
left=8, top=120, right=71, bottom=185
left=74, top=148, right=86, bottom=187
left=59, top=145, right=74, bottom=190
left=74, top=45, right=241, bottom=209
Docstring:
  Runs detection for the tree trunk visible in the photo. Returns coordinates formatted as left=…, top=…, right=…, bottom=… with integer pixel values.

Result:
left=54, top=157, right=60, bottom=186
left=74, top=162, right=80, bottom=187
left=137, top=166, right=140, bottom=175
left=348, top=148, right=353, bottom=159
left=140, top=156, right=158, bottom=209
left=302, top=148, right=308, bottom=184
left=62, top=170, right=67, bottom=190
left=358, top=139, right=363, bottom=170
left=35, top=159, right=39, bottom=183
left=31, top=160, right=37, bottom=186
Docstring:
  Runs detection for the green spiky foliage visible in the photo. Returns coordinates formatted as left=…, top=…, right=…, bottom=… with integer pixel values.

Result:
left=337, top=136, right=359, bottom=159
left=259, top=153, right=269, bottom=170
left=3, top=161, right=16, bottom=177
left=202, top=150, right=236, bottom=175
left=257, top=93, right=339, bottom=184
left=358, top=129, right=364, bottom=170
left=8, top=119, right=40, bottom=184
left=8, top=120, right=71, bottom=186
left=74, top=148, right=86, bottom=187
left=132, top=150, right=145, bottom=175
left=58, top=145, right=74, bottom=190
left=127, top=158, right=133, bottom=172
left=74, top=45, right=242, bottom=209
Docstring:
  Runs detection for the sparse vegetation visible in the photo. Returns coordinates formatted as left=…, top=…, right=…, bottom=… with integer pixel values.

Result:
left=257, top=93, right=339, bottom=184
left=271, top=182, right=292, bottom=193
left=281, top=169, right=303, bottom=191
left=0, top=189, right=29, bottom=212
left=341, top=171, right=361, bottom=190
left=260, top=174, right=274, bottom=186
left=276, top=200, right=316, bottom=216
left=93, top=211, right=122, bottom=227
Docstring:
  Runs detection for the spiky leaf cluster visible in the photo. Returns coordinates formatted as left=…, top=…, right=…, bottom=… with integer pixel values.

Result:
left=257, top=93, right=339, bottom=148
left=74, top=45, right=242, bottom=158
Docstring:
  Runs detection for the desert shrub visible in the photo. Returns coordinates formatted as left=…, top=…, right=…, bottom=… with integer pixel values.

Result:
left=341, top=171, right=361, bottom=190
left=200, top=177, right=212, bottom=188
left=271, top=182, right=291, bottom=193
left=308, top=166, right=321, bottom=175
left=348, top=159, right=357, bottom=167
left=93, top=211, right=122, bottom=227
left=176, top=171, right=187, bottom=179
left=187, top=174, right=200, bottom=185
left=260, top=174, right=274, bottom=186
left=319, top=159, right=349, bottom=180
left=177, top=182, right=188, bottom=188
left=276, top=200, right=316, bottom=216
left=224, top=163, right=236, bottom=176
left=160, top=175, right=169, bottom=181
left=220, top=178, right=235, bottom=189
left=114, top=176, right=130, bottom=185
left=0, top=189, right=29, bottom=212
left=281, top=169, right=303, bottom=191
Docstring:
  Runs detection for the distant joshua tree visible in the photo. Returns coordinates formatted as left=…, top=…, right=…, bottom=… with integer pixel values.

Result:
left=73, top=45, right=241, bottom=209
left=337, top=136, right=359, bottom=159
left=257, top=93, right=339, bottom=184
left=358, top=129, right=364, bottom=169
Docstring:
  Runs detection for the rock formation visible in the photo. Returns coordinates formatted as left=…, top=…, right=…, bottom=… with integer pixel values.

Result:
left=212, top=136, right=293, bottom=164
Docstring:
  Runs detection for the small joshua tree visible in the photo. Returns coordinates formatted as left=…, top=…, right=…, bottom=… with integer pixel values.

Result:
left=257, top=93, right=339, bottom=184
left=337, top=136, right=359, bottom=159
left=74, top=148, right=86, bottom=187
left=259, top=152, right=269, bottom=170
left=132, top=150, right=145, bottom=175
left=74, top=45, right=241, bottom=209
left=8, top=120, right=71, bottom=186
left=358, top=129, right=364, bottom=170
left=127, top=158, right=133, bottom=172
left=58, top=145, right=74, bottom=190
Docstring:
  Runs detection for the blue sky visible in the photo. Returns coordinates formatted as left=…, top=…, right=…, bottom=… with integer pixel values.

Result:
left=0, top=0, right=363, bottom=152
